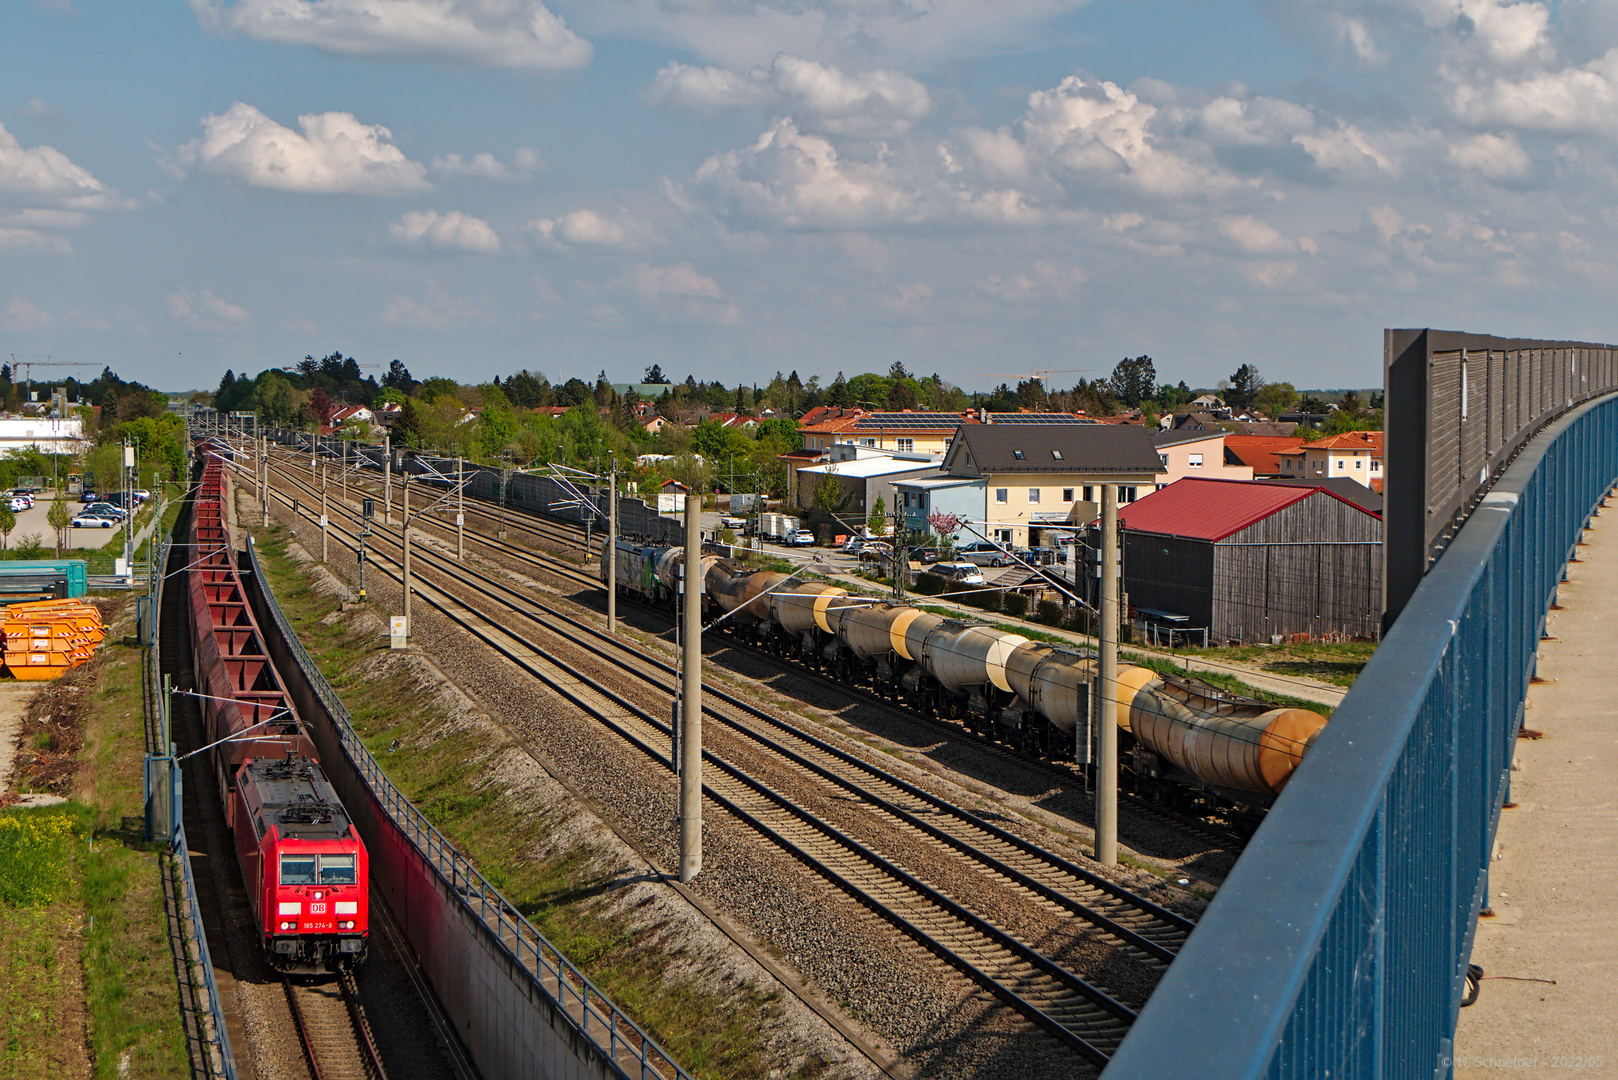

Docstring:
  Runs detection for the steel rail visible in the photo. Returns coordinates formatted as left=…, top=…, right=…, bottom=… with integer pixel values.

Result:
left=264, top=457, right=1193, bottom=958
left=253, top=463, right=1137, bottom=1064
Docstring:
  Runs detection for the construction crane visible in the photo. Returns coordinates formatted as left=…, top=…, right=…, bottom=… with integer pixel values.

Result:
left=978, top=367, right=1090, bottom=384
left=8, top=354, right=97, bottom=386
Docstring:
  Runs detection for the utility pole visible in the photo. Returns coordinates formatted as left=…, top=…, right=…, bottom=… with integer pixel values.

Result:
left=607, top=456, right=617, bottom=633
left=401, top=472, right=412, bottom=637
left=384, top=450, right=392, bottom=525
left=259, top=436, right=269, bottom=528
left=456, top=457, right=465, bottom=560
left=679, top=496, right=703, bottom=883
left=320, top=460, right=330, bottom=563
left=1097, top=483, right=1119, bottom=867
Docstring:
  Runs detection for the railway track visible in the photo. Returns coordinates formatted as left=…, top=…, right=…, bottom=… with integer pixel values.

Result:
left=275, top=449, right=1245, bottom=854
left=283, top=970, right=389, bottom=1080
left=251, top=455, right=1198, bottom=1065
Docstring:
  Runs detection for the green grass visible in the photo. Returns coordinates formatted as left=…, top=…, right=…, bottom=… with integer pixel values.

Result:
left=250, top=523, right=828, bottom=1080
left=1152, top=639, right=1376, bottom=688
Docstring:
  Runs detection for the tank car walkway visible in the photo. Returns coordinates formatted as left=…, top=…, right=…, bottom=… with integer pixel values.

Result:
left=1451, top=506, right=1618, bottom=1078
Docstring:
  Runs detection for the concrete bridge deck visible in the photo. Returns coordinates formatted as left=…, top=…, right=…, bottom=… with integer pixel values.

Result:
left=1453, top=503, right=1618, bottom=1079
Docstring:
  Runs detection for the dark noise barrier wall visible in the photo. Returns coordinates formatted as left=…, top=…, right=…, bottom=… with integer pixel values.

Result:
left=239, top=538, right=690, bottom=1080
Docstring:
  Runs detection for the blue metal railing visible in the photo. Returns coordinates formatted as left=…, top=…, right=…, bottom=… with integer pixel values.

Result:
left=244, top=537, right=693, bottom=1080
left=1104, top=393, right=1618, bottom=1079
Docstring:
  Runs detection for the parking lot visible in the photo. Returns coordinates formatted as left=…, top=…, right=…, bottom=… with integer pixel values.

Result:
left=0, top=491, right=138, bottom=552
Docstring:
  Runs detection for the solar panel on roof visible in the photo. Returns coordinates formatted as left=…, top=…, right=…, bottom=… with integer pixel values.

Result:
left=988, top=413, right=1096, bottom=424
left=853, top=413, right=961, bottom=428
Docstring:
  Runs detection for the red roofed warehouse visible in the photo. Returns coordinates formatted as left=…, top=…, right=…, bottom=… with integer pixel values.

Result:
left=1102, top=477, right=1383, bottom=644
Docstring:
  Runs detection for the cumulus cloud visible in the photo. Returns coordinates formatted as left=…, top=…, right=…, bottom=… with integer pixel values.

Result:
left=390, top=209, right=502, bottom=253
left=1448, top=47, right=1618, bottom=134
left=168, top=289, right=252, bottom=331
left=190, top=0, right=591, bottom=70
left=618, top=261, right=722, bottom=299
left=572, top=0, right=1081, bottom=72
left=525, top=208, right=656, bottom=249
left=172, top=103, right=430, bottom=195
left=430, top=148, right=544, bottom=181
left=683, top=118, right=922, bottom=228
left=0, top=121, right=124, bottom=210
left=3, top=297, right=54, bottom=332
left=20, top=97, right=59, bottom=119
left=646, top=55, right=932, bottom=136
left=380, top=285, right=485, bottom=329
left=0, top=228, right=71, bottom=254
left=1446, top=131, right=1532, bottom=177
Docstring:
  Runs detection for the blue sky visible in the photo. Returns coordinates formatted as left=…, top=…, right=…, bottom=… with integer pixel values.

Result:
left=4, top=0, right=1616, bottom=395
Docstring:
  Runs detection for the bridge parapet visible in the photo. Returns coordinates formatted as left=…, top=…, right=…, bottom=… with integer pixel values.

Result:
left=1104, top=390, right=1618, bottom=1079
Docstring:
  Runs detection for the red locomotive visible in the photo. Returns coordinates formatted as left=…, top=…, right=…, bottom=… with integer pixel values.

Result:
left=189, top=449, right=369, bottom=972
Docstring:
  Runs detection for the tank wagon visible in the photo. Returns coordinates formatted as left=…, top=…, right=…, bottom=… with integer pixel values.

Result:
left=606, top=540, right=1326, bottom=812
left=190, top=450, right=369, bottom=972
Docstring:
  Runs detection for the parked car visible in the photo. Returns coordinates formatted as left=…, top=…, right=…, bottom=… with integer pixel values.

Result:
left=133, top=488, right=151, bottom=503
left=71, top=512, right=118, bottom=528
left=788, top=529, right=815, bottom=546
left=97, top=491, right=134, bottom=508
left=83, top=502, right=128, bottom=521
left=80, top=490, right=100, bottom=503
left=933, top=562, right=987, bottom=585
left=856, top=542, right=894, bottom=563
left=955, top=541, right=1026, bottom=567
left=8, top=489, right=34, bottom=507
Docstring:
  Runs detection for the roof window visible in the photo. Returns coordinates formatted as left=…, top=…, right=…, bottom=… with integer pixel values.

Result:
left=1051, top=449, right=1063, bottom=460
left=1013, top=450, right=1025, bottom=460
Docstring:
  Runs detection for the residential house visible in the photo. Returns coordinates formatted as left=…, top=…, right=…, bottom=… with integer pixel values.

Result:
left=1223, top=435, right=1306, bottom=478
left=897, top=424, right=1163, bottom=549
left=795, top=446, right=944, bottom=528
left=1104, top=477, right=1383, bottom=643
left=1274, top=430, right=1384, bottom=489
left=1152, top=429, right=1254, bottom=487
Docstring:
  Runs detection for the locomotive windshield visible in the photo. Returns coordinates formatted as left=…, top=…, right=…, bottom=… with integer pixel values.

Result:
left=320, top=854, right=357, bottom=884
left=280, top=854, right=317, bottom=884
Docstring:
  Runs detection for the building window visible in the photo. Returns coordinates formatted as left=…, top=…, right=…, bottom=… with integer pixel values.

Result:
left=1335, top=458, right=1344, bottom=470
left=994, top=528, right=1013, bottom=544
left=1013, top=449, right=1025, bottom=460
left=1119, top=486, right=1138, bottom=503
left=995, top=488, right=1008, bottom=504
left=1062, top=488, right=1074, bottom=502
left=1158, top=453, right=1169, bottom=466
left=897, top=438, right=914, bottom=452
left=1355, top=458, right=1363, bottom=469
left=1372, top=460, right=1381, bottom=472
left=1188, top=453, right=1203, bottom=468
left=1082, top=485, right=1094, bottom=502
left=861, top=438, right=876, bottom=447
left=1052, top=449, right=1063, bottom=460
left=1028, top=488, right=1040, bottom=503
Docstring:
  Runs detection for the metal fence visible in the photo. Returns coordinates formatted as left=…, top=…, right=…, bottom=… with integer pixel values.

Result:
left=243, top=537, right=692, bottom=1080
left=1103, top=390, right=1618, bottom=1078
left=1385, top=330, right=1618, bottom=623
left=142, top=536, right=239, bottom=1080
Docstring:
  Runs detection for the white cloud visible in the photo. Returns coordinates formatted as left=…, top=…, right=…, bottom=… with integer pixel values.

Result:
left=0, top=121, right=124, bottom=210
left=168, top=289, right=252, bottom=332
left=1448, top=47, right=1618, bottom=134
left=684, top=117, right=922, bottom=228
left=380, top=286, right=484, bottom=328
left=2, top=297, right=54, bottom=332
left=1446, top=131, right=1532, bottom=177
left=390, top=209, right=502, bottom=253
left=526, top=207, right=656, bottom=250
left=431, top=148, right=545, bottom=180
left=572, top=0, right=1082, bottom=72
left=20, top=97, right=59, bottom=119
left=1217, top=215, right=1314, bottom=255
left=0, top=228, right=70, bottom=253
left=647, top=55, right=932, bottom=136
left=978, top=260, right=1086, bottom=302
left=190, top=0, right=591, bottom=70
left=619, top=261, right=721, bottom=300
left=173, top=103, right=430, bottom=195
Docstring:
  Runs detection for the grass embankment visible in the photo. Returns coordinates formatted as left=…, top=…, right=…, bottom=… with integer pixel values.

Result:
left=1, top=601, right=188, bottom=1078
left=250, top=525, right=824, bottom=1080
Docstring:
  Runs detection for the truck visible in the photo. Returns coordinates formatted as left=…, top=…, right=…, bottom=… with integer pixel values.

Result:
left=759, top=512, right=800, bottom=542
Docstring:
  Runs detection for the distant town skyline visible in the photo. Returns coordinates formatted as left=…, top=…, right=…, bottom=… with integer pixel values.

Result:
left=4, top=1, right=1616, bottom=394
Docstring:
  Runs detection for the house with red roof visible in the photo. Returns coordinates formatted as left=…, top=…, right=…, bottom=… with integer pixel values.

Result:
left=1223, top=434, right=1306, bottom=477
left=1099, top=477, right=1383, bottom=643
left=1275, top=430, right=1383, bottom=489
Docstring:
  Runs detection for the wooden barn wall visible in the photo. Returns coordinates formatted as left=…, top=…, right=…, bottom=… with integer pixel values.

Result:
left=1122, top=533, right=1215, bottom=628
left=1210, top=492, right=1384, bottom=643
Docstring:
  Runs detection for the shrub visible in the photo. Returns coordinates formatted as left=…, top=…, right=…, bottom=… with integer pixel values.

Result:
left=1003, top=592, right=1028, bottom=617
left=13, top=533, right=45, bottom=559
left=1035, top=599, right=1064, bottom=626
left=0, top=809, right=78, bottom=907
left=913, top=573, right=944, bottom=596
